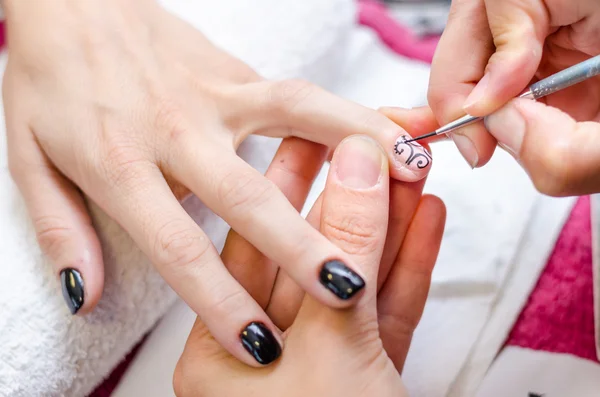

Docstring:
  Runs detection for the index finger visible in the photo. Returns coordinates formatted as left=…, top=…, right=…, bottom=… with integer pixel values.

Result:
left=233, top=80, right=434, bottom=182
left=428, top=0, right=497, bottom=168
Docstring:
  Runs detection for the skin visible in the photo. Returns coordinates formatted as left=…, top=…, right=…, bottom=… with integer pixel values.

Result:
left=428, top=0, right=600, bottom=196
left=175, top=125, right=446, bottom=397
left=3, top=0, right=432, bottom=366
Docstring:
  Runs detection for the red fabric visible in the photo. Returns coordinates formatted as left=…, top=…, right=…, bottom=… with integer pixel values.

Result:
left=357, top=0, right=439, bottom=64
left=505, top=196, right=597, bottom=363
left=88, top=336, right=147, bottom=397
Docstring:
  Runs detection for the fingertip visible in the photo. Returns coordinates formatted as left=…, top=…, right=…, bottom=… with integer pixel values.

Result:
left=379, top=106, right=439, bottom=136
left=57, top=224, right=105, bottom=316
left=464, top=45, right=541, bottom=116
left=318, top=259, right=367, bottom=305
left=419, top=194, right=447, bottom=228
left=239, top=321, right=283, bottom=366
left=390, top=135, right=433, bottom=182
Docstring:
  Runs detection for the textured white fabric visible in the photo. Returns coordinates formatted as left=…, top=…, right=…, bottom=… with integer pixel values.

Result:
left=0, top=1, right=354, bottom=396
left=476, top=347, right=600, bottom=397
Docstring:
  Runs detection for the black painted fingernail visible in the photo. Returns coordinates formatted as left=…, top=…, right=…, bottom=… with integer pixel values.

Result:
left=240, top=322, right=282, bottom=365
left=319, top=260, right=365, bottom=300
left=60, top=268, right=84, bottom=315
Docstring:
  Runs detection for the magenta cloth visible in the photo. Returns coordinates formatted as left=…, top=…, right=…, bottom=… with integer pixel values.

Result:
left=505, top=196, right=598, bottom=362
left=357, top=0, right=439, bottom=64
left=88, top=336, right=147, bottom=397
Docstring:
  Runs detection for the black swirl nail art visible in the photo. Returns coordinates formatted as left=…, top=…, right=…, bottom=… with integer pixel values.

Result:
left=60, top=268, right=84, bottom=315
left=319, top=260, right=365, bottom=300
left=241, top=322, right=282, bottom=365
left=394, top=135, right=433, bottom=169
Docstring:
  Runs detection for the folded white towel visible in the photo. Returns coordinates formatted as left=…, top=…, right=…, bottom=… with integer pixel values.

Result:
left=0, top=1, right=355, bottom=396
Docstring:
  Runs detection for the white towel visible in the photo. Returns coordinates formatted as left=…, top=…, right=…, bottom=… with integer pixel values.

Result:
left=0, top=1, right=355, bottom=396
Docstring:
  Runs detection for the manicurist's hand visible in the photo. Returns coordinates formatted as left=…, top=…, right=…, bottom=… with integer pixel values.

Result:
left=3, top=0, right=434, bottom=366
left=429, top=0, right=600, bottom=195
left=174, top=122, right=445, bottom=393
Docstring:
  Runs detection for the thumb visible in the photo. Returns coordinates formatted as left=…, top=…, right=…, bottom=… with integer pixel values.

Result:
left=485, top=98, right=600, bottom=196
left=464, top=0, right=549, bottom=116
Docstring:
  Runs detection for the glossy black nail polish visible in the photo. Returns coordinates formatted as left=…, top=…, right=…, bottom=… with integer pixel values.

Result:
left=320, top=260, right=365, bottom=300
left=240, top=322, right=282, bottom=365
left=60, top=268, right=84, bottom=315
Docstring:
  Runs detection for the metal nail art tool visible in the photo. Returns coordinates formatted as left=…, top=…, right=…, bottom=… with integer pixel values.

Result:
left=405, top=55, right=600, bottom=143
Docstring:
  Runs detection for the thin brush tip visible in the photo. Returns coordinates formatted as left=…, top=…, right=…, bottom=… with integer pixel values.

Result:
left=404, top=131, right=437, bottom=144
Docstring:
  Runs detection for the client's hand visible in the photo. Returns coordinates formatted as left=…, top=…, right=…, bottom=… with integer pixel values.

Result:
left=174, top=116, right=446, bottom=396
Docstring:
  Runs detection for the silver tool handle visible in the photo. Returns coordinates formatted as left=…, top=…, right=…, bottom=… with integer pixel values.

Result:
left=529, top=55, right=600, bottom=99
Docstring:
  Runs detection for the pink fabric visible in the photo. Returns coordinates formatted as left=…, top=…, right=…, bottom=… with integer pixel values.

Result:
left=505, top=196, right=597, bottom=363
left=357, top=0, right=439, bottom=64
left=0, top=22, right=5, bottom=48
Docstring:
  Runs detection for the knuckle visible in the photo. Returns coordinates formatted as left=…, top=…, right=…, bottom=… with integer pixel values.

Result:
left=345, top=316, right=382, bottom=357
left=153, top=220, right=214, bottom=272
left=321, top=212, right=380, bottom=256
left=205, top=287, right=247, bottom=318
left=217, top=169, right=276, bottom=215
left=378, top=312, right=417, bottom=341
left=153, top=99, right=189, bottom=142
left=33, top=216, right=73, bottom=259
left=266, top=79, right=316, bottom=114
left=100, top=140, right=153, bottom=189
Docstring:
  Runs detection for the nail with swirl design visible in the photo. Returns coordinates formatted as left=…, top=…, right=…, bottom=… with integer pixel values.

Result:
left=393, top=135, right=433, bottom=173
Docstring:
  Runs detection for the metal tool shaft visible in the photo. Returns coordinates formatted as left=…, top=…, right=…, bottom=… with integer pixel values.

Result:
left=406, top=55, right=600, bottom=142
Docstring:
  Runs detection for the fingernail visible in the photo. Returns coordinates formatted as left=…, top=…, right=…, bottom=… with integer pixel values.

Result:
left=484, top=101, right=525, bottom=156
left=240, top=322, right=282, bottom=365
left=393, top=135, right=433, bottom=175
left=451, top=133, right=479, bottom=168
left=319, top=260, right=365, bottom=300
left=335, top=136, right=384, bottom=189
left=464, top=73, right=490, bottom=111
left=60, top=268, right=84, bottom=315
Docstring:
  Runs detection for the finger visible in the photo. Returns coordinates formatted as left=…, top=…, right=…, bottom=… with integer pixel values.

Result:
left=463, top=0, right=549, bottom=117
left=428, top=0, right=497, bottom=168
left=373, top=107, right=429, bottom=290
left=96, top=164, right=282, bottom=367
left=379, top=106, right=446, bottom=145
left=485, top=98, right=600, bottom=196
left=378, top=195, right=446, bottom=372
left=233, top=80, right=433, bottom=182
left=267, top=193, right=323, bottom=330
left=8, top=128, right=103, bottom=316
left=169, top=138, right=368, bottom=310
left=221, top=138, right=327, bottom=308
left=290, top=135, right=389, bottom=355
left=378, top=177, right=427, bottom=291
left=318, top=135, right=389, bottom=301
